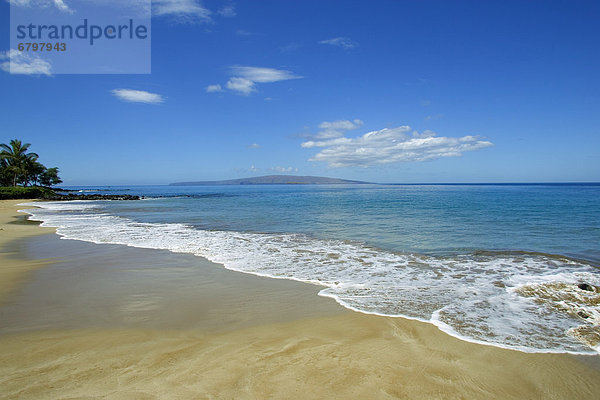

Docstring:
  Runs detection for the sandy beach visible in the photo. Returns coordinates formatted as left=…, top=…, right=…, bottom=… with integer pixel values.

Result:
left=1, top=200, right=600, bottom=399
left=0, top=200, right=55, bottom=305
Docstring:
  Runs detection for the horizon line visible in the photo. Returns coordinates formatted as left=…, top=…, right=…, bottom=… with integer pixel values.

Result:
left=58, top=181, right=600, bottom=187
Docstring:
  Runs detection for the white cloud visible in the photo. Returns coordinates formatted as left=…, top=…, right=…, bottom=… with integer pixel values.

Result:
left=224, top=66, right=302, bottom=95
left=271, top=166, right=298, bottom=173
left=319, top=37, right=357, bottom=49
left=206, top=84, right=223, bottom=93
left=425, top=114, right=444, bottom=121
left=111, top=89, right=165, bottom=104
left=302, top=123, right=493, bottom=168
left=226, top=77, right=255, bottom=95
left=53, top=0, right=72, bottom=12
left=248, top=143, right=260, bottom=149
left=230, top=66, right=301, bottom=83
left=11, top=1, right=212, bottom=18
left=217, top=4, right=236, bottom=17
left=315, top=119, right=363, bottom=139
left=8, top=0, right=72, bottom=12
left=153, top=0, right=211, bottom=22
left=0, top=49, right=52, bottom=75
left=248, top=165, right=259, bottom=172
left=301, top=137, right=352, bottom=149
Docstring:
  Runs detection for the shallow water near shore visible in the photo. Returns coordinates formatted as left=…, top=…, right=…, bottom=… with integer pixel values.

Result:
left=21, top=183, right=600, bottom=354
left=0, top=234, right=343, bottom=334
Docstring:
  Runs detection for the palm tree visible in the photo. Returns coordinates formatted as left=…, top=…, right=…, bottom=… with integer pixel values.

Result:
left=24, top=159, right=46, bottom=186
left=39, top=167, right=62, bottom=187
left=0, top=158, right=11, bottom=186
left=0, top=139, right=39, bottom=186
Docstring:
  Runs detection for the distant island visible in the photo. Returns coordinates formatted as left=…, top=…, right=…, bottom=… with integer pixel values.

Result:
left=170, top=175, right=371, bottom=186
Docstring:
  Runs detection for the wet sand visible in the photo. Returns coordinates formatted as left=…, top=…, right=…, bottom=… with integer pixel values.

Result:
left=0, top=200, right=54, bottom=304
left=1, top=200, right=600, bottom=399
left=0, top=233, right=345, bottom=334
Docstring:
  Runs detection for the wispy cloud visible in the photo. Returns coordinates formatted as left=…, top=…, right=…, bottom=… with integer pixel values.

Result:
left=318, top=37, right=357, bottom=49
left=235, top=29, right=261, bottom=36
left=53, top=0, right=72, bottom=13
left=302, top=123, right=493, bottom=168
left=313, top=119, right=363, bottom=139
left=0, top=49, right=52, bottom=76
left=8, top=0, right=73, bottom=13
left=206, top=84, right=223, bottom=93
left=279, top=42, right=302, bottom=53
left=11, top=1, right=209, bottom=19
left=111, top=89, right=165, bottom=104
left=217, top=4, right=236, bottom=17
left=248, top=143, right=261, bottom=149
left=270, top=166, right=298, bottom=173
left=424, top=114, right=443, bottom=121
left=153, top=0, right=212, bottom=22
left=230, top=66, right=301, bottom=83
left=9, top=1, right=157, bottom=17
left=215, top=66, right=302, bottom=95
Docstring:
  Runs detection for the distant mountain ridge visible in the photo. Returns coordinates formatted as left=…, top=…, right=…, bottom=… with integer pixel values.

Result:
left=170, top=175, right=370, bottom=185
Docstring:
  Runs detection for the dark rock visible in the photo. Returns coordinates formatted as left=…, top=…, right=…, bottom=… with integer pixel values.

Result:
left=577, top=311, right=590, bottom=319
left=578, top=283, right=595, bottom=292
left=43, top=193, right=140, bottom=201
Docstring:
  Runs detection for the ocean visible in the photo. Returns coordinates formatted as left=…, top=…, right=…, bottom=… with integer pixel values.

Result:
left=21, top=183, right=600, bottom=354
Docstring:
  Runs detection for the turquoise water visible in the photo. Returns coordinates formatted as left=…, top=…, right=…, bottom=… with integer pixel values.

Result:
left=23, top=183, right=600, bottom=354
left=68, top=184, right=600, bottom=260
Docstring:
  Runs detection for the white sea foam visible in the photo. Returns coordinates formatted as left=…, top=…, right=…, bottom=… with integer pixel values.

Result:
left=19, top=201, right=600, bottom=354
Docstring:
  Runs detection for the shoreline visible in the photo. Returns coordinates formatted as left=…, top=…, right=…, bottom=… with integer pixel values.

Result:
left=21, top=199, right=600, bottom=355
left=0, top=200, right=55, bottom=304
left=2, top=199, right=600, bottom=398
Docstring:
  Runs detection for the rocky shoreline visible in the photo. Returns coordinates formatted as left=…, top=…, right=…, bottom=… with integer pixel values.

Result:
left=0, top=186, right=141, bottom=201
left=44, top=193, right=141, bottom=201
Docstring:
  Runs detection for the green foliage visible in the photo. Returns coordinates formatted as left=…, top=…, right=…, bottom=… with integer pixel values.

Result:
left=0, top=139, right=62, bottom=187
left=40, top=167, right=62, bottom=186
left=0, top=186, right=57, bottom=200
left=0, top=159, right=11, bottom=187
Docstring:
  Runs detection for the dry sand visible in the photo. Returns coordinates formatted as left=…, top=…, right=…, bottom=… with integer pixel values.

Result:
left=1, top=199, right=600, bottom=399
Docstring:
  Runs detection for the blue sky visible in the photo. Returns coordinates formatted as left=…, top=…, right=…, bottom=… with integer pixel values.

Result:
left=1, top=0, right=599, bottom=185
